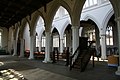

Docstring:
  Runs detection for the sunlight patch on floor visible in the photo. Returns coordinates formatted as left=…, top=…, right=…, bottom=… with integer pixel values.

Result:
left=0, top=69, right=27, bottom=80
left=90, top=56, right=108, bottom=62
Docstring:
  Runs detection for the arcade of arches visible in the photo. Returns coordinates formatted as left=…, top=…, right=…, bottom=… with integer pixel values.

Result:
left=1, top=0, right=120, bottom=76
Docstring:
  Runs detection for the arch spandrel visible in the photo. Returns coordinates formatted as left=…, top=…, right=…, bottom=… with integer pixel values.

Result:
left=29, top=11, right=45, bottom=36
left=71, top=0, right=86, bottom=26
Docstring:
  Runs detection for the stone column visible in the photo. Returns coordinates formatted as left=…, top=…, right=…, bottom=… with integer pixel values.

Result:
left=72, top=26, right=79, bottom=54
left=115, top=17, right=120, bottom=75
left=19, top=39, right=24, bottom=57
left=100, top=34, right=107, bottom=59
left=12, top=39, right=17, bottom=56
left=95, top=27, right=100, bottom=56
left=60, top=38, right=64, bottom=54
left=28, top=35, right=35, bottom=59
left=66, top=30, right=72, bottom=51
left=8, top=40, right=11, bottom=54
left=113, top=24, right=118, bottom=47
left=43, top=31, right=51, bottom=63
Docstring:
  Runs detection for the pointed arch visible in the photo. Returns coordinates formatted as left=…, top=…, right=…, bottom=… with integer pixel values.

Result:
left=51, top=24, right=60, bottom=35
left=51, top=24, right=60, bottom=36
left=36, top=16, right=45, bottom=40
left=13, top=23, right=20, bottom=40
left=109, top=0, right=120, bottom=17
left=30, top=11, right=45, bottom=36
left=38, top=27, right=45, bottom=41
left=82, top=14, right=100, bottom=30
left=102, top=8, right=114, bottom=33
left=19, top=18, right=28, bottom=38
left=72, top=0, right=85, bottom=26
left=61, top=20, right=71, bottom=37
left=47, top=0, right=72, bottom=29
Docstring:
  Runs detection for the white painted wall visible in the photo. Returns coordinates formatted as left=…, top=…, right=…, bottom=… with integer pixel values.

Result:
left=81, top=2, right=113, bottom=30
left=52, top=15, right=71, bottom=38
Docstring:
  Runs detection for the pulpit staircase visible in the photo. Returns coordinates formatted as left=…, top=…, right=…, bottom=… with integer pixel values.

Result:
left=70, top=37, right=96, bottom=72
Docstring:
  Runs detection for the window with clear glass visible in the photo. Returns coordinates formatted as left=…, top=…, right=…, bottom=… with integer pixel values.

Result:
left=106, top=26, right=113, bottom=45
left=42, top=36, right=46, bottom=47
left=36, top=34, right=39, bottom=47
left=83, top=0, right=98, bottom=8
left=63, top=35, right=66, bottom=47
left=53, top=36, right=59, bottom=47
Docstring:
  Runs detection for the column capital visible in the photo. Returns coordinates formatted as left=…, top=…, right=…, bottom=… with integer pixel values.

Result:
left=45, top=31, right=51, bottom=35
left=71, top=26, right=79, bottom=29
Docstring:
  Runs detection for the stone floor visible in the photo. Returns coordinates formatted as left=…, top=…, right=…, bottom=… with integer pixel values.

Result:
left=0, top=55, right=120, bottom=80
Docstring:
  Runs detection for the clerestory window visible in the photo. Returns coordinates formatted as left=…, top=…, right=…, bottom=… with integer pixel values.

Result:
left=83, top=0, right=98, bottom=8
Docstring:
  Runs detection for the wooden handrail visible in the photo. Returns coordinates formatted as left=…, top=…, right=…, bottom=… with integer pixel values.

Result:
left=70, top=40, right=95, bottom=70
left=70, top=46, right=80, bottom=70
left=70, top=41, right=95, bottom=59
left=70, top=46, right=80, bottom=58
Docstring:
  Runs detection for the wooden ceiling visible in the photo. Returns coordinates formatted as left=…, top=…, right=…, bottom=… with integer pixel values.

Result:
left=0, top=0, right=52, bottom=28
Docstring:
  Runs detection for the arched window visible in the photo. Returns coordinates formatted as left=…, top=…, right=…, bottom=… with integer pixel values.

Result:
left=41, top=35, right=46, bottom=52
left=63, top=34, right=66, bottom=47
left=36, top=33, right=39, bottom=47
left=53, top=35, right=59, bottom=47
left=106, top=26, right=113, bottom=45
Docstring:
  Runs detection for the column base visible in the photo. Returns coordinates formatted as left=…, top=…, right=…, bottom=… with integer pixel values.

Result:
left=19, top=55, right=24, bottom=58
left=12, top=53, right=17, bottom=56
left=115, top=66, right=120, bottom=76
left=28, top=57, right=34, bottom=60
left=101, top=56, right=107, bottom=60
left=42, top=60, right=47, bottom=63
left=42, top=59, right=52, bottom=63
left=42, top=61, right=52, bottom=63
